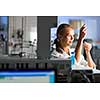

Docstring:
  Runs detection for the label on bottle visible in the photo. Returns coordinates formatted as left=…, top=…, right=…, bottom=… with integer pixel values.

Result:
left=71, top=51, right=75, bottom=68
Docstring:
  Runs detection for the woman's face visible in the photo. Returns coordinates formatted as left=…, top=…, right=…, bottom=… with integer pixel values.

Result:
left=63, top=27, right=74, bottom=47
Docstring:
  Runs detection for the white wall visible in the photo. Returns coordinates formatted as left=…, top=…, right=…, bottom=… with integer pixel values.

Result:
left=58, top=16, right=100, bottom=42
left=8, top=16, right=37, bottom=56
left=9, top=16, right=37, bottom=42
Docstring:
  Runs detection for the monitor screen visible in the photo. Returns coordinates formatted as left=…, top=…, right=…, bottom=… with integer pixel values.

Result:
left=0, top=70, right=55, bottom=83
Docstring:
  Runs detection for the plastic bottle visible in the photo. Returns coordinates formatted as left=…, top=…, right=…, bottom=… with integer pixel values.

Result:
left=71, top=51, right=75, bottom=68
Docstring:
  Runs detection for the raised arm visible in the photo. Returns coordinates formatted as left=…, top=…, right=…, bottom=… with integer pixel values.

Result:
left=75, top=24, right=87, bottom=63
left=83, top=42, right=96, bottom=68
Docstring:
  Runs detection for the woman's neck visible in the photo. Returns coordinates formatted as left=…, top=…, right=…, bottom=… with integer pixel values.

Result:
left=63, top=46, right=70, bottom=55
left=56, top=46, right=70, bottom=55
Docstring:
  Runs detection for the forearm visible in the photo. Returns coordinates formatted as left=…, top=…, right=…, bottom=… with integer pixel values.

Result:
left=75, top=38, right=83, bottom=62
left=85, top=51, right=96, bottom=68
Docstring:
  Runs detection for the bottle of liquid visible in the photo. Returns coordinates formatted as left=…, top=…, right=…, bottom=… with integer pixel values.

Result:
left=71, top=51, right=75, bottom=68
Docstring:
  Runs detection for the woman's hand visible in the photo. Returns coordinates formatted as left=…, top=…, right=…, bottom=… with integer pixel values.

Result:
left=83, top=42, right=92, bottom=53
left=83, top=42, right=96, bottom=68
left=79, top=24, right=87, bottom=40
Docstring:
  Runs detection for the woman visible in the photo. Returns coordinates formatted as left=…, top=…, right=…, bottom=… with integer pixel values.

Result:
left=51, top=23, right=96, bottom=68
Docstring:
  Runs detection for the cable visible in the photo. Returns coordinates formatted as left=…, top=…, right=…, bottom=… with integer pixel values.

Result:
left=79, top=71, right=91, bottom=83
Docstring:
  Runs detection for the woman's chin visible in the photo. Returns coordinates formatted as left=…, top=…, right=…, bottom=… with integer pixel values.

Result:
left=66, top=42, right=73, bottom=46
left=69, top=43, right=73, bottom=46
left=66, top=44, right=72, bottom=47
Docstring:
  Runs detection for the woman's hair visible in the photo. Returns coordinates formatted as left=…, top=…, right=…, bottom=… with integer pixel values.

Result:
left=54, top=23, right=73, bottom=52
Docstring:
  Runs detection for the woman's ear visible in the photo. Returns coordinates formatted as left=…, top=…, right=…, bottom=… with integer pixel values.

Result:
left=57, top=34, right=62, bottom=39
left=57, top=38, right=59, bottom=42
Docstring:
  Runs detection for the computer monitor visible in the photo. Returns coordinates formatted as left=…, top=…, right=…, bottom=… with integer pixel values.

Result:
left=0, top=70, right=55, bottom=83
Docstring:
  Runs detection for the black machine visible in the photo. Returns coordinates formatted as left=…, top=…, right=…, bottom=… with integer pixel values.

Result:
left=0, top=57, right=71, bottom=83
left=0, top=57, right=95, bottom=83
left=71, top=70, right=94, bottom=83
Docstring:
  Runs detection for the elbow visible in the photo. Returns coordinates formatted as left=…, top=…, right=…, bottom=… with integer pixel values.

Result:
left=75, top=56, right=80, bottom=63
left=88, top=63, right=96, bottom=69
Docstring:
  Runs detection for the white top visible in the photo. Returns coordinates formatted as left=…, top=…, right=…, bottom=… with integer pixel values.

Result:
left=50, top=48, right=92, bottom=69
left=50, top=49, right=100, bottom=75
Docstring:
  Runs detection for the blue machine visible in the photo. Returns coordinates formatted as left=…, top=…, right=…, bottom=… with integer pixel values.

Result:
left=0, top=70, right=55, bottom=83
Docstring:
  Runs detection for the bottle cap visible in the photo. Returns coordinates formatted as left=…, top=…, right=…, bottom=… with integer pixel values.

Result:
left=71, top=51, right=74, bottom=54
